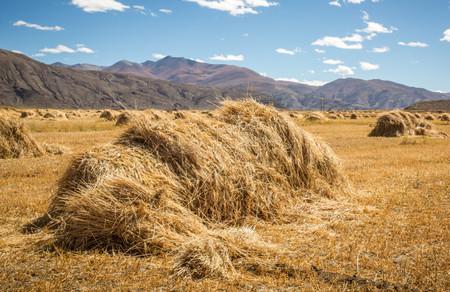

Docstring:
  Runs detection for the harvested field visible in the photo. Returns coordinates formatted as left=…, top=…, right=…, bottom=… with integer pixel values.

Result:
left=0, top=105, right=449, bottom=290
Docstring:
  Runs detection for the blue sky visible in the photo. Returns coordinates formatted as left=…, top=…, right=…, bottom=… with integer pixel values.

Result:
left=1, top=0, right=449, bottom=91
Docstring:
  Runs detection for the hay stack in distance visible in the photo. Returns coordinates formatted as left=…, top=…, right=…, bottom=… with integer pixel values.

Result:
left=0, top=117, right=44, bottom=159
left=369, top=111, right=447, bottom=138
left=100, top=110, right=115, bottom=121
left=439, top=114, right=450, bottom=122
left=115, top=112, right=133, bottom=126
left=350, top=113, right=358, bottom=120
left=304, top=112, right=327, bottom=122
left=26, top=100, right=347, bottom=279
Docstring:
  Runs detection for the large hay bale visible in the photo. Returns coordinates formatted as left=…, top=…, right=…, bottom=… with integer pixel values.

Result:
left=20, top=111, right=34, bottom=118
left=0, top=117, right=44, bottom=159
left=27, top=100, right=347, bottom=278
left=369, top=111, right=447, bottom=138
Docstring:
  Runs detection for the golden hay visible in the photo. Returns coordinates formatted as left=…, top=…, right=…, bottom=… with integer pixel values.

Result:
left=27, top=100, right=347, bottom=278
left=0, top=116, right=44, bottom=159
left=369, top=111, right=447, bottom=138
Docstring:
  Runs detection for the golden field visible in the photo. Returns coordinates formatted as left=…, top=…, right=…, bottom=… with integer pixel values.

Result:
left=0, top=107, right=449, bottom=291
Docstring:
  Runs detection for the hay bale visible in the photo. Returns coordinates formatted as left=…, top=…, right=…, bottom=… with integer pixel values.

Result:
left=350, top=113, right=358, bottom=120
left=27, top=100, right=346, bottom=278
left=369, top=111, right=447, bottom=138
left=20, top=111, right=34, bottom=118
left=439, top=114, right=450, bottom=122
left=0, top=117, right=44, bottom=159
left=100, top=110, right=115, bottom=121
left=304, top=112, right=327, bottom=122
left=424, top=114, right=435, bottom=121
left=43, top=112, right=55, bottom=119
left=115, top=112, right=133, bottom=126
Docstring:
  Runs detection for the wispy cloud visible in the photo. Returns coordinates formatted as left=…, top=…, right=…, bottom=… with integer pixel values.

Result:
left=210, top=54, right=244, bottom=61
left=398, top=41, right=429, bottom=48
left=372, top=46, right=389, bottom=53
left=39, top=44, right=95, bottom=54
left=13, top=20, right=63, bottom=31
left=275, top=47, right=300, bottom=55
left=323, top=58, right=343, bottom=65
left=185, top=0, right=278, bottom=16
left=159, top=8, right=173, bottom=14
left=71, top=0, right=129, bottom=13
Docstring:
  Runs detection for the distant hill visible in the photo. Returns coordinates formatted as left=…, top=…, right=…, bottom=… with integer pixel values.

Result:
left=52, top=55, right=450, bottom=110
left=405, top=99, right=450, bottom=111
left=0, top=49, right=266, bottom=109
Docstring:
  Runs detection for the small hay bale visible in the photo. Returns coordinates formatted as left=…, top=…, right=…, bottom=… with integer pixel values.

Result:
left=100, top=110, right=115, bottom=121
left=369, top=111, right=447, bottom=138
left=20, top=111, right=34, bottom=118
left=350, top=113, right=358, bottom=120
left=43, top=112, right=55, bottom=119
left=304, top=112, right=327, bottom=122
left=439, top=114, right=450, bottom=122
left=42, top=143, right=68, bottom=155
left=115, top=112, right=133, bottom=126
left=424, top=114, right=435, bottom=121
left=0, top=117, right=44, bottom=159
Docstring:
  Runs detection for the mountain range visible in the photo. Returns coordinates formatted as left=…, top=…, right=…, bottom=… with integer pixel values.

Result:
left=0, top=49, right=448, bottom=110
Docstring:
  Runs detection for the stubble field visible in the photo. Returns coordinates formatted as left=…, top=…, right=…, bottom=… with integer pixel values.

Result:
left=0, top=108, right=449, bottom=291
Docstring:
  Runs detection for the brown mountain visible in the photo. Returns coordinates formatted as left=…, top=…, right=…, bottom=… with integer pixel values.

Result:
left=0, top=49, right=266, bottom=109
left=405, top=99, right=450, bottom=111
left=52, top=55, right=449, bottom=109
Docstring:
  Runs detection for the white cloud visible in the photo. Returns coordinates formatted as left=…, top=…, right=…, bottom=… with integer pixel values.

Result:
left=71, top=0, right=129, bottom=13
left=210, top=54, right=244, bottom=61
left=152, top=53, right=167, bottom=60
left=275, top=47, right=300, bottom=55
left=326, top=65, right=355, bottom=76
left=440, top=28, right=450, bottom=42
left=13, top=20, right=63, bottom=31
left=12, top=50, right=24, bottom=55
left=40, top=45, right=76, bottom=54
left=329, top=0, right=341, bottom=7
left=398, top=41, right=429, bottom=48
left=159, top=8, right=173, bottom=14
left=323, top=58, right=343, bottom=65
left=360, top=61, right=379, bottom=71
left=32, top=53, right=46, bottom=58
left=372, top=46, right=389, bottom=53
left=39, top=44, right=94, bottom=54
left=312, top=34, right=363, bottom=50
left=314, top=48, right=325, bottom=54
left=77, top=46, right=95, bottom=53
left=275, top=78, right=327, bottom=87
left=346, top=0, right=365, bottom=3
left=185, top=0, right=278, bottom=16
left=308, top=70, right=316, bottom=74
left=358, top=21, right=395, bottom=34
